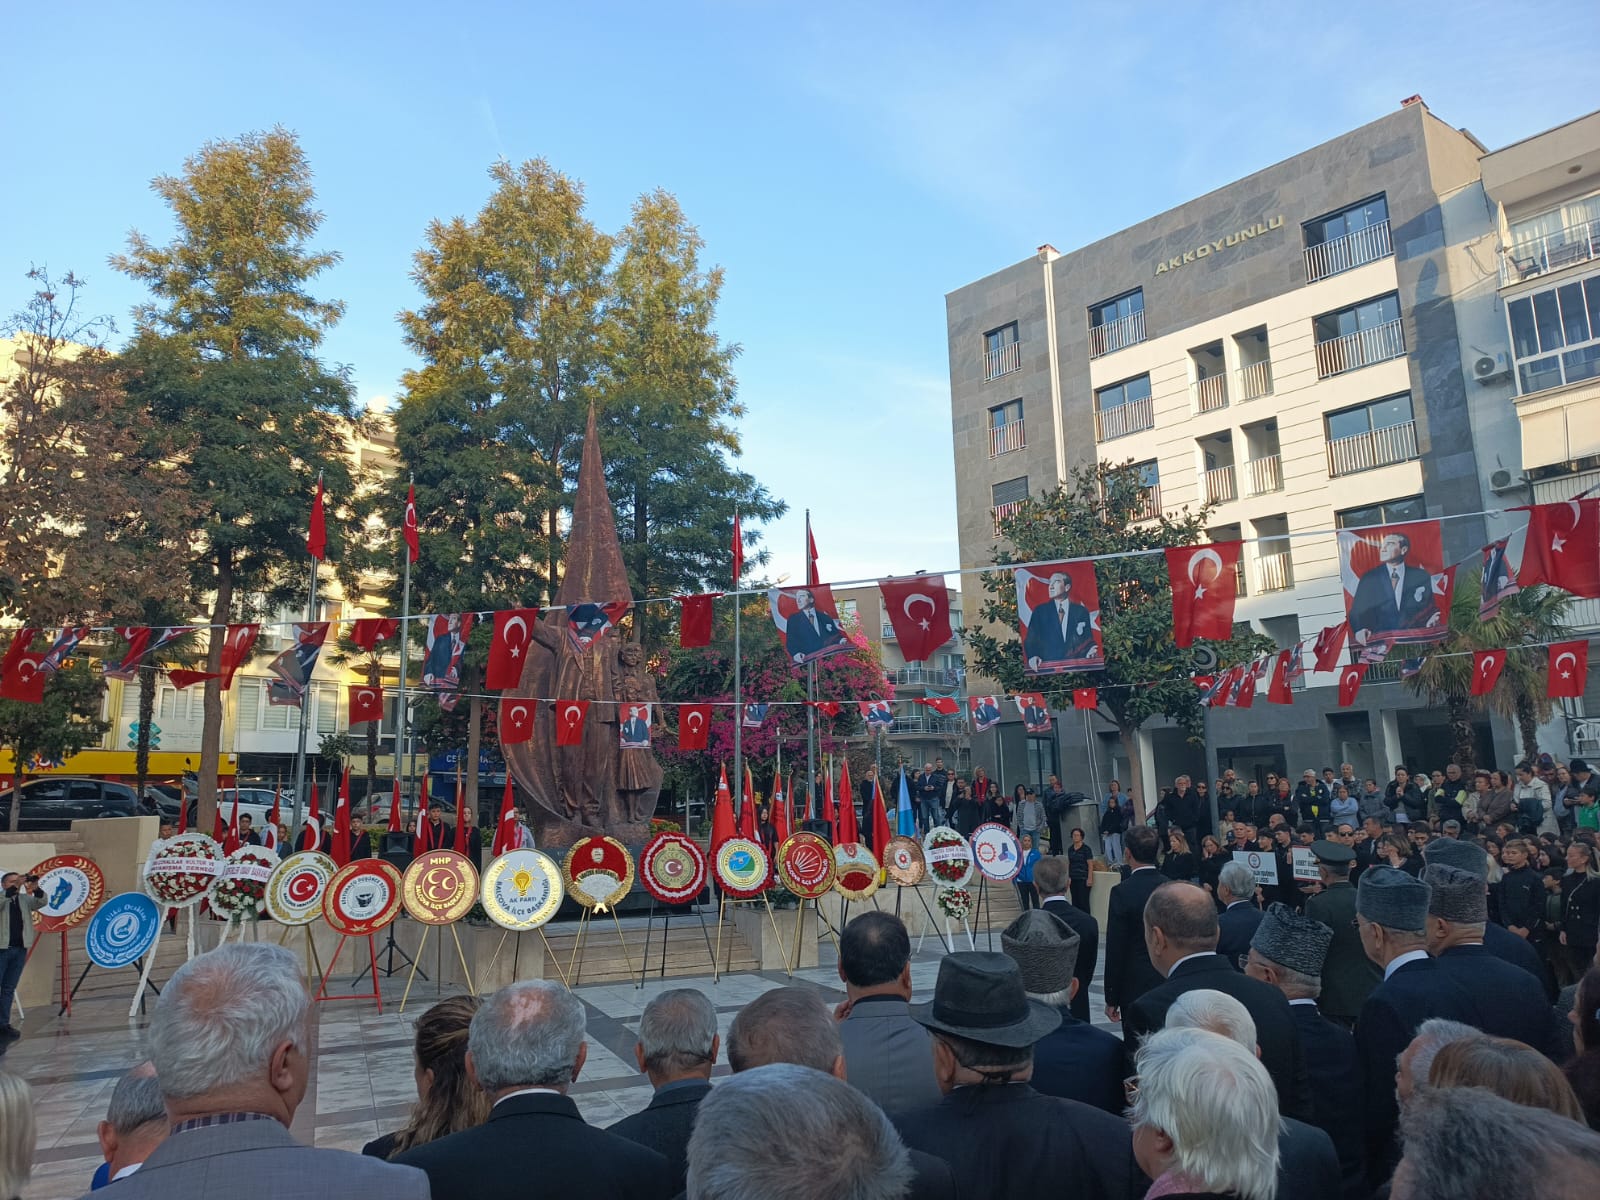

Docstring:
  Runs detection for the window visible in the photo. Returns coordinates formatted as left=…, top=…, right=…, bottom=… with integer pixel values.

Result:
left=1313, top=293, right=1404, bottom=377
left=983, top=322, right=1021, bottom=380
left=988, top=399, right=1025, bottom=456
left=1087, top=289, right=1145, bottom=358
left=1094, top=373, right=1154, bottom=441
left=1503, top=193, right=1600, bottom=282
left=1025, top=736, right=1059, bottom=791
left=1303, top=195, right=1391, bottom=281
left=991, top=476, right=1029, bottom=506
left=1324, top=393, right=1418, bottom=477
left=1506, top=274, right=1600, bottom=395
left=1335, top=495, right=1427, bottom=530
left=1130, top=460, right=1161, bottom=520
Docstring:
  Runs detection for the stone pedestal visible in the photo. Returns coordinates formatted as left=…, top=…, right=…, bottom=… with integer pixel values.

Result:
left=729, top=900, right=818, bottom=971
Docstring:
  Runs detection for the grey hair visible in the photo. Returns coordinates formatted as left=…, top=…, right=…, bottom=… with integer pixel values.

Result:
left=1166, top=988, right=1257, bottom=1051
left=1027, top=987, right=1074, bottom=1009
left=638, top=988, right=718, bottom=1076
left=1406, top=1018, right=1480, bottom=1092
left=726, top=986, right=841, bottom=1074
left=469, top=981, right=587, bottom=1091
left=1394, top=1086, right=1600, bottom=1200
left=686, top=1064, right=912, bottom=1200
left=1131, top=1028, right=1279, bottom=1200
left=0, top=1072, right=35, bottom=1200
left=1218, top=862, right=1257, bottom=900
left=105, top=1071, right=167, bottom=1134
left=148, top=943, right=309, bottom=1101
left=1271, top=963, right=1322, bottom=1000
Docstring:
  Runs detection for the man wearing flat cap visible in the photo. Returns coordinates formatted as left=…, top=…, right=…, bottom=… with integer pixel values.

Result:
left=1423, top=837, right=1555, bottom=999
left=999, top=911, right=1123, bottom=1115
left=1246, top=904, right=1365, bottom=1200
left=1354, top=866, right=1479, bottom=1188
left=1304, top=839, right=1381, bottom=1027
left=894, top=952, right=1144, bottom=1199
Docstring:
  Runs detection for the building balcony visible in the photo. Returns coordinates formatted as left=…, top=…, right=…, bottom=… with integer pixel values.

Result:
left=1234, top=561, right=1248, bottom=598
left=1256, top=551, right=1294, bottom=593
left=983, top=340, right=1022, bottom=380
left=1303, top=218, right=1393, bottom=283
left=989, top=419, right=1025, bottom=457
left=890, top=666, right=965, bottom=688
left=1088, top=309, right=1145, bottom=358
left=1094, top=394, right=1155, bottom=442
left=885, top=712, right=966, bottom=736
left=1236, top=360, right=1274, bottom=401
left=1326, top=420, right=1419, bottom=478
left=992, top=500, right=1025, bottom=538
left=1244, top=453, right=1283, bottom=496
left=1193, top=373, right=1228, bottom=413
left=1500, top=218, right=1600, bottom=286
left=1314, top=319, right=1406, bottom=378
left=1132, top=485, right=1162, bottom=522
left=1202, top=464, right=1236, bottom=505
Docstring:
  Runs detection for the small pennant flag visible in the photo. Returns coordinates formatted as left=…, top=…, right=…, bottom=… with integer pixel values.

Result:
left=1470, top=648, right=1507, bottom=696
left=554, top=700, right=590, bottom=746
left=678, top=703, right=712, bottom=750
left=1313, top=622, right=1349, bottom=673
left=968, top=695, right=1002, bottom=731
left=861, top=700, right=894, bottom=730
left=1337, top=664, right=1369, bottom=707
left=678, top=594, right=719, bottom=649
left=895, top=768, right=915, bottom=837
left=168, top=669, right=219, bottom=691
left=1267, top=652, right=1293, bottom=705
left=915, top=696, right=961, bottom=716
left=1548, top=640, right=1589, bottom=699
left=807, top=700, right=842, bottom=718
left=349, top=618, right=399, bottom=653
left=1072, top=687, right=1098, bottom=711
left=742, top=702, right=769, bottom=728
left=403, top=482, right=420, bottom=563
left=487, top=608, right=540, bottom=690
left=499, top=697, right=535, bottom=746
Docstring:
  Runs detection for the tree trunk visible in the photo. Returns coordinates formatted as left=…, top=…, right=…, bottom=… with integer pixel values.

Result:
left=196, top=551, right=233, bottom=841
left=1118, top=723, right=1147, bottom=824
left=7, top=767, right=20, bottom=832
left=135, top=665, right=156, bottom=804
left=1449, top=700, right=1476, bottom=772
left=1514, top=693, right=1540, bottom=763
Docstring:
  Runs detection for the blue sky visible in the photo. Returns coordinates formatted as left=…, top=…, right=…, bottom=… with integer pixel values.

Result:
left=2, top=1, right=1591, bottom=587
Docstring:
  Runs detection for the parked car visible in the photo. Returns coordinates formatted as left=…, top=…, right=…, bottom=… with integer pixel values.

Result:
left=0, top=777, right=141, bottom=830
left=166, top=788, right=280, bottom=834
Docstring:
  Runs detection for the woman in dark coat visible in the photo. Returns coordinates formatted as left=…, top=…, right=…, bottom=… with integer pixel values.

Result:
left=1161, top=830, right=1197, bottom=882
left=1066, top=828, right=1094, bottom=911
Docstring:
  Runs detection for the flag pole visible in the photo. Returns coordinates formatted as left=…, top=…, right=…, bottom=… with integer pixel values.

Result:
left=732, top=511, right=743, bottom=829
left=805, top=510, right=817, bottom=821
left=290, top=471, right=322, bottom=838
left=397, top=475, right=414, bottom=814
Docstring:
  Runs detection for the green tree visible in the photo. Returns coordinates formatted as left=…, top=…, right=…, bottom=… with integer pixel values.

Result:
left=1405, top=569, right=1573, bottom=769
left=113, top=128, right=358, bottom=834
left=967, top=461, right=1275, bottom=822
left=1, top=660, right=111, bottom=830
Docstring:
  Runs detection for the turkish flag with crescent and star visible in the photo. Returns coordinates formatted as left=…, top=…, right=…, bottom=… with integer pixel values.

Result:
left=1073, top=687, right=1098, bottom=710
left=1470, top=649, right=1507, bottom=696
left=1518, top=498, right=1600, bottom=598
left=554, top=700, right=590, bottom=746
left=106, top=625, right=193, bottom=682
left=878, top=576, right=953, bottom=662
left=348, top=618, right=398, bottom=654
left=678, top=703, right=712, bottom=750
left=678, top=594, right=719, bottom=649
left=492, top=777, right=517, bottom=856
left=1312, top=623, right=1349, bottom=673
left=1547, top=640, right=1589, bottom=699
left=218, top=623, right=260, bottom=688
left=1267, top=651, right=1294, bottom=705
left=916, top=696, right=961, bottom=716
left=487, top=608, right=540, bottom=690
left=167, top=669, right=219, bottom=691
left=1165, top=542, right=1243, bottom=648
left=499, top=697, right=534, bottom=746
left=348, top=683, right=384, bottom=724
left=0, top=630, right=46, bottom=703
left=403, top=482, right=420, bottom=563
left=1337, top=663, right=1369, bottom=707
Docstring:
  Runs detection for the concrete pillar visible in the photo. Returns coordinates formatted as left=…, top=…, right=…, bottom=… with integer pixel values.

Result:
left=1136, top=728, right=1159, bottom=821
left=1376, top=709, right=1404, bottom=775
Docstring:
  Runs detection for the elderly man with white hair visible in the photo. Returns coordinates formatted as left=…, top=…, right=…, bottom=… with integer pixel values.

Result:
left=1164, top=989, right=1341, bottom=1200
left=87, top=943, right=427, bottom=1200
left=1214, top=861, right=1263, bottom=969
left=394, top=979, right=673, bottom=1200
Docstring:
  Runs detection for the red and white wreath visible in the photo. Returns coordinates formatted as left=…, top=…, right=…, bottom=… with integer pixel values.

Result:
left=210, top=845, right=277, bottom=921
left=143, top=833, right=225, bottom=908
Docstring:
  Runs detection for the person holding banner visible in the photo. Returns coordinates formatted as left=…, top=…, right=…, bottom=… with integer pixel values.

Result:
left=1, top=871, right=46, bottom=1041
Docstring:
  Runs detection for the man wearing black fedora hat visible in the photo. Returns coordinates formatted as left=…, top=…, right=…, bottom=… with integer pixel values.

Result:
left=894, top=952, right=1143, bottom=1200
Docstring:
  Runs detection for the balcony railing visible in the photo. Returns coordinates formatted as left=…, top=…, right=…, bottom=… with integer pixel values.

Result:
left=880, top=623, right=896, bottom=641
left=1132, top=485, right=1162, bottom=522
left=1314, top=318, right=1406, bottom=378
left=1244, top=453, right=1283, bottom=495
left=1326, top=420, right=1419, bottom=478
left=989, top=419, right=1025, bottom=457
left=1303, top=219, right=1393, bottom=283
left=1088, top=309, right=1145, bottom=358
left=1194, top=373, right=1228, bottom=413
left=1202, top=463, right=1236, bottom=505
left=992, top=500, right=1025, bottom=538
left=891, top=666, right=964, bottom=688
left=1094, top=394, right=1155, bottom=442
left=1500, top=217, right=1600, bottom=286
left=1237, top=359, right=1273, bottom=400
left=887, top=712, right=966, bottom=736
left=983, top=340, right=1022, bottom=380
left=1234, top=561, right=1248, bottom=598
left=1257, top=550, right=1294, bottom=593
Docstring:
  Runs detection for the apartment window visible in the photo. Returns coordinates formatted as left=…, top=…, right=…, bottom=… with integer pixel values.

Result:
left=1303, top=195, right=1392, bottom=282
left=1503, top=193, right=1600, bottom=283
left=983, top=322, right=1021, bottom=380
left=1094, top=373, right=1154, bottom=441
left=991, top=475, right=1029, bottom=538
left=1313, top=293, right=1404, bottom=378
left=988, top=399, right=1025, bottom=456
left=1130, top=460, right=1161, bottom=521
left=839, top=599, right=858, bottom=625
left=1324, top=393, right=1418, bottom=477
left=1506, top=273, right=1600, bottom=395
left=1335, top=495, right=1427, bottom=531
left=1087, top=289, right=1145, bottom=358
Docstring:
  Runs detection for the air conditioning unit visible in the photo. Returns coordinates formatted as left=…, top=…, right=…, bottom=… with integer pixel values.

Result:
left=1473, top=352, right=1510, bottom=383
left=1489, top=469, right=1524, bottom=496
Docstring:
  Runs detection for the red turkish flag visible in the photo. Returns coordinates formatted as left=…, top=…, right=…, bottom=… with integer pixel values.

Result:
left=731, top=513, right=744, bottom=585
left=387, top=780, right=403, bottom=834
left=772, top=770, right=790, bottom=844
left=348, top=683, right=384, bottom=725
left=678, top=594, right=718, bottom=649
left=1520, top=499, right=1600, bottom=598
left=1470, top=649, right=1507, bottom=696
left=870, top=777, right=892, bottom=855
left=806, top=523, right=820, bottom=587
left=403, top=483, right=420, bottom=564
left=1313, top=622, right=1349, bottom=673
left=1071, top=687, right=1098, bottom=710
left=712, top=766, right=736, bottom=855
left=306, top=476, right=327, bottom=561
left=218, top=623, right=260, bottom=689
left=837, top=759, right=860, bottom=843
left=491, top=777, right=517, bottom=856
left=554, top=700, right=590, bottom=746
left=0, top=631, right=45, bottom=704
left=1267, top=651, right=1294, bottom=705
left=167, top=670, right=219, bottom=690
left=678, top=703, right=712, bottom=750
left=808, top=700, right=841, bottom=718
left=1337, top=664, right=1369, bottom=707
left=487, top=608, right=539, bottom=690
left=1165, top=542, right=1243, bottom=648
left=1232, top=665, right=1258, bottom=708
left=739, top=762, right=757, bottom=840
left=223, top=790, right=241, bottom=854
left=1548, top=640, right=1590, bottom=699
left=499, top=697, right=535, bottom=746
left=879, top=575, right=954, bottom=662
left=916, top=696, right=961, bottom=716
left=348, top=618, right=398, bottom=653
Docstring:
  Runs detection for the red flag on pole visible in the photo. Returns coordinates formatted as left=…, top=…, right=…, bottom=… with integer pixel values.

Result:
left=712, top=765, right=736, bottom=855
left=387, top=779, right=403, bottom=834
left=739, top=762, right=756, bottom=839
left=1166, top=542, right=1243, bottom=647
left=1471, top=649, right=1507, bottom=696
left=771, top=770, right=790, bottom=845
left=1549, top=640, right=1590, bottom=699
left=212, top=804, right=226, bottom=845
left=453, top=766, right=467, bottom=854
left=870, top=777, right=891, bottom=857
left=806, top=519, right=820, bottom=587
left=499, top=697, right=534, bottom=746
left=678, top=704, right=711, bottom=750
left=1337, top=664, right=1369, bottom=708
left=307, top=783, right=321, bottom=841
left=487, top=608, right=540, bottom=690
left=307, top=476, right=327, bottom=562
left=492, top=777, right=517, bottom=857
left=217, top=622, right=259, bottom=690
left=1313, top=622, right=1350, bottom=673
left=1519, top=499, right=1600, bottom=597
left=403, top=482, right=420, bottom=564
left=678, top=595, right=718, bottom=649
left=413, top=775, right=432, bottom=855
left=223, top=789, right=241, bottom=853
left=348, top=684, right=384, bottom=725
left=348, top=618, right=398, bottom=653
left=878, top=576, right=953, bottom=662
left=331, top=768, right=352, bottom=867
left=1267, top=651, right=1294, bottom=705
left=837, top=759, right=860, bottom=843
left=0, top=631, right=46, bottom=704
left=731, top=512, right=744, bottom=585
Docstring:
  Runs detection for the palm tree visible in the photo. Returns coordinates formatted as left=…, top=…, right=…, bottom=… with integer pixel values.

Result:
left=1405, top=564, right=1574, bottom=769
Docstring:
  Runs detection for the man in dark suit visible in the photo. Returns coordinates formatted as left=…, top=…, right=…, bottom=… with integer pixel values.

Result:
left=1001, top=909, right=1124, bottom=1115
left=1425, top=836, right=1557, bottom=999
left=897, top=952, right=1144, bottom=1200
left=1304, top=840, right=1379, bottom=1027
left=835, top=912, right=942, bottom=1115
left=395, top=981, right=674, bottom=1200
left=1034, top=856, right=1098, bottom=1023
left=1215, top=860, right=1263, bottom=969
left=782, top=588, right=847, bottom=662
left=608, top=989, right=717, bottom=1193
left=1121, top=881, right=1313, bottom=1122
left=1103, top=826, right=1165, bottom=1022
left=1348, top=531, right=1440, bottom=646
left=1245, top=904, right=1366, bottom=1200
left=1023, top=570, right=1095, bottom=669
